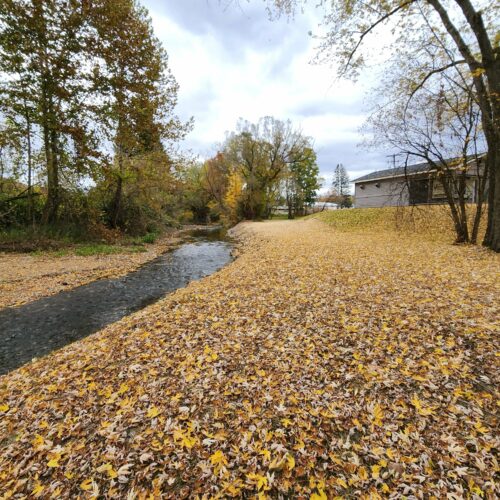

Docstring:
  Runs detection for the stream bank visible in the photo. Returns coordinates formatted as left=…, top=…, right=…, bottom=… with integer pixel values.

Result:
left=0, top=224, right=222, bottom=309
left=0, top=227, right=232, bottom=374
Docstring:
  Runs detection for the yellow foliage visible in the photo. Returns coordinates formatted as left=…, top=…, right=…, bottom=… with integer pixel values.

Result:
left=223, top=171, right=243, bottom=222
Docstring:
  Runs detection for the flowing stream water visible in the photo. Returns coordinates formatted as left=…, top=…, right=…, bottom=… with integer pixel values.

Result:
left=0, top=228, right=232, bottom=375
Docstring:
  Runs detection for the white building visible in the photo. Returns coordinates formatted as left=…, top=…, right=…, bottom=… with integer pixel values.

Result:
left=353, top=156, right=486, bottom=208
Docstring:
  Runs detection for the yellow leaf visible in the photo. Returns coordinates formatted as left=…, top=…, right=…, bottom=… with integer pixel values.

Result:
left=80, top=478, right=93, bottom=491
left=209, top=450, right=228, bottom=467
left=118, top=383, right=129, bottom=395
left=358, top=467, right=368, bottom=481
left=294, top=439, right=305, bottom=451
left=371, top=464, right=381, bottom=479
left=336, top=478, right=348, bottom=488
left=247, top=473, right=268, bottom=491
left=372, top=403, right=384, bottom=426
left=260, top=449, right=271, bottom=461
left=411, top=395, right=434, bottom=416
left=173, top=428, right=198, bottom=449
left=286, top=453, right=295, bottom=471
left=310, top=489, right=327, bottom=500
left=64, top=471, right=74, bottom=479
left=32, top=434, right=44, bottom=449
left=474, top=421, right=488, bottom=434
left=47, top=453, right=61, bottom=468
left=0, top=403, right=9, bottom=412
left=96, top=462, right=117, bottom=477
left=269, top=456, right=286, bottom=471
left=147, top=406, right=160, bottom=418
left=32, top=482, right=44, bottom=495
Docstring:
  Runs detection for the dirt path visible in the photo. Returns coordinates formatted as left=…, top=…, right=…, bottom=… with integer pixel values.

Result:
left=0, top=219, right=498, bottom=498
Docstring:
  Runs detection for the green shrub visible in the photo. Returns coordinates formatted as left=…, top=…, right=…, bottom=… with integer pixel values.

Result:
left=141, top=232, right=158, bottom=244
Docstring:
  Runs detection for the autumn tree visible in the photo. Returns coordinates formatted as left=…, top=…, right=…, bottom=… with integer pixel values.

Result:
left=268, top=0, right=500, bottom=251
left=283, top=147, right=320, bottom=218
left=204, top=153, right=230, bottom=200
left=0, top=0, right=100, bottom=223
left=180, top=161, right=213, bottom=223
left=90, top=0, right=189, bottom=229
left=0, top=0, right=189, bottom=235
left=224, top=117, right=314, bottom=219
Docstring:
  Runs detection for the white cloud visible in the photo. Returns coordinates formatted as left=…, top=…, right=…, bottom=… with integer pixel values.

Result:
left=142, top=0, right=390, bottom=180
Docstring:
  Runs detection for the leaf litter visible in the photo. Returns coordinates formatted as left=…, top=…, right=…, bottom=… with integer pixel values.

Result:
left=0, top=219, right=498, bottom=498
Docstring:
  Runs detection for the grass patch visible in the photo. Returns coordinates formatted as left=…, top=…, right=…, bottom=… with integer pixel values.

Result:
left=0, top=223, right=157, bottom=254
left=74, top=244, right=147, bottom=257
left=140, top=232, right=159, bottom=244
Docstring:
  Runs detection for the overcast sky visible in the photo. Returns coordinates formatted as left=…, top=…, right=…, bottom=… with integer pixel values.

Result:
left=141, top=0, right=389, bottom=187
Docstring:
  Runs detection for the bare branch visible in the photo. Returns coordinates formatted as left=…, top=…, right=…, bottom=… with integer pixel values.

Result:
left=340, top=0, right=415, bottom=76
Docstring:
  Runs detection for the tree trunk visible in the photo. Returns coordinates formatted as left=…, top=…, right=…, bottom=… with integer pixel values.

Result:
left=110, top=159, right=124, bottom=229
left=24, top=101, right=34, bottom=227
left=42, top=128, right=60, bottom=224
left=441, top=176, right=468, bottom=243
left=483, top=147, right=500, bottom=251
left=40, top=75, right=60, bottom=225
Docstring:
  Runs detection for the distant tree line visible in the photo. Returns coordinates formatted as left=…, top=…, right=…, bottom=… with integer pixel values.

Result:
left=182, top=117, right=320, bottom=224
left=0, top=2, right=321, bottom=244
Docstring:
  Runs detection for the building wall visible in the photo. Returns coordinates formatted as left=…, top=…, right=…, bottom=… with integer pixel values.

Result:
left=354, top=158, right=487, bottom=208
left=354, top=179, right=409, bottom=208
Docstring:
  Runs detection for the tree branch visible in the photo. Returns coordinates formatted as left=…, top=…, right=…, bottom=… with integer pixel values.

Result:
left=341, top=0, right=415, bottom=76
left=405, top=59, right=466, bottom=110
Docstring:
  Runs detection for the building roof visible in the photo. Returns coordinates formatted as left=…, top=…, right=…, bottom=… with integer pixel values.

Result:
left=353, top=162, right=430, bottom=183
left=352, top=154, right=485, bottom=184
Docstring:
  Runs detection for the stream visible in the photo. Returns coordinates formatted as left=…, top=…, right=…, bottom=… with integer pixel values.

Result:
left=0, top=228, right=233, bottom=375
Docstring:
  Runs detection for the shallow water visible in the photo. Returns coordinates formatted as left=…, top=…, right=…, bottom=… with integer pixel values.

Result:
left=0, top=229, right=232, bottom=375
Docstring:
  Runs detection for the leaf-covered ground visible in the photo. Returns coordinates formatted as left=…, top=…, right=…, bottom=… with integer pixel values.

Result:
left=1, top=219, right=499, bottom=498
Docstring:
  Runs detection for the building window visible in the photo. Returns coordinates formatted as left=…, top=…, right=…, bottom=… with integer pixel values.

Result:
left=409, top=178, right=430, bottom=205
left=375, top=182, right=381, bottom=188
